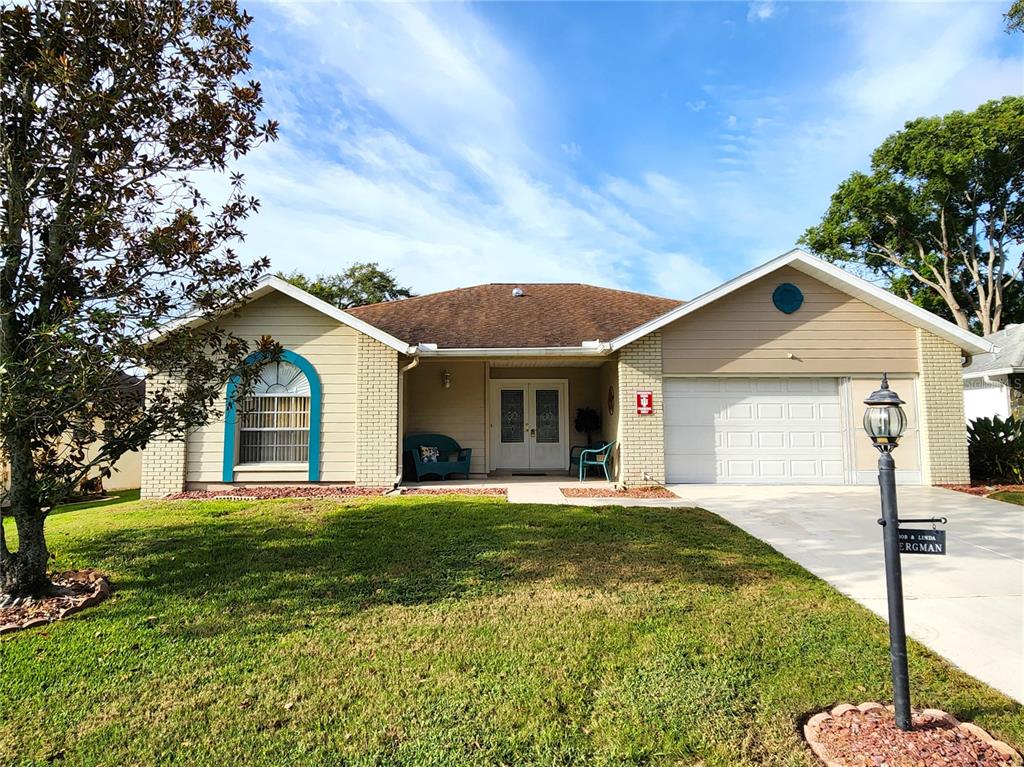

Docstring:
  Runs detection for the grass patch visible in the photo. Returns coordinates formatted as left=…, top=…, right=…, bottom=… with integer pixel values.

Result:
left=2, top=497, right=1020, bottom=766
left=52, top=488, right=141, bottom=515
left=990, top=490, right=1024, bottom=506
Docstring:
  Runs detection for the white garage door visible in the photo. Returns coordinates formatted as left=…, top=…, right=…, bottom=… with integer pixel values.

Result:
left=664, top=377, right=846, bottom=484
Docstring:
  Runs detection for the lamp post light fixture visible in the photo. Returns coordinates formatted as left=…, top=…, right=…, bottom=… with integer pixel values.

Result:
left=863, top=373, right=912, bottom=731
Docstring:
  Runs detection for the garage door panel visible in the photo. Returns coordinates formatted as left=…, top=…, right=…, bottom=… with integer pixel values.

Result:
left=664, top=377, right=846, bottom=484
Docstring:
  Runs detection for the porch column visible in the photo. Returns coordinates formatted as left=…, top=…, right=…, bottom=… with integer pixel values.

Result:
left=616, top=332, right=665, bottom=487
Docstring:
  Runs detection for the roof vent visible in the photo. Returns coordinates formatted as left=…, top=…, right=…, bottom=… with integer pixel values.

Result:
left=511, top=287, right=524, bottom=297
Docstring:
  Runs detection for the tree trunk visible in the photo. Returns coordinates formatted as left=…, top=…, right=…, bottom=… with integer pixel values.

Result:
left=0, top=435, right=52, bottom=598
left=0, top=511, right=51, bottom=598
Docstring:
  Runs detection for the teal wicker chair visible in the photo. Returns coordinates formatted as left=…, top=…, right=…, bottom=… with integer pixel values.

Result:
left=403, top=433, right=472, bottom=481
left=573, top=440, right=616, bottom=481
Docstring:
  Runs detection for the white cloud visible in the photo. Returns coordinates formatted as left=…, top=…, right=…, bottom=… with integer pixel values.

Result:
left=699, top=1, right=1023, bottom=271
left=228, top=2, right=720, bottom=299
left=747, top=1, right=777, bottom=23
left=686, top=99, right=707, bottom=112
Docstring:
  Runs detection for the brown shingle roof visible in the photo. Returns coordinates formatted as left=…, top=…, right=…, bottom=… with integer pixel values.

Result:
left=346, top=283, right=683, bottom=349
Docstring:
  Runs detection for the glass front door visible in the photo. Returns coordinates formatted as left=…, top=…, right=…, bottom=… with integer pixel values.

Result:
left=491, top=381, right=567, bottom=470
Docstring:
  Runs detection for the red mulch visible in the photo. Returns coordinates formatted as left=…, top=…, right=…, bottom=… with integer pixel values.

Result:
left=401, top=488, right=507, bottom=497
left=164, top=486, right=389, bottom=500
left=0, top=570, right=111, bottom=635
left=941, top=483, right=1024, bottom=497
left=807, top=705, right=1021, bottom=767
left=561, top=485, right=677, bottom=499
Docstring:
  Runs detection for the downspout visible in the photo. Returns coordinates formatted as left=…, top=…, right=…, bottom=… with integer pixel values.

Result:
left=393, top=355, right=420, bottom=490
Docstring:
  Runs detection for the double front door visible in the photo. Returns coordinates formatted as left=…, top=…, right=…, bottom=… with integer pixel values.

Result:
left=489, top=380, right=568, bottom=471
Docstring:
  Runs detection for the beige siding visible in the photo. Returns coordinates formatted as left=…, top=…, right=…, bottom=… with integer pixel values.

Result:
left=848, top=376, right=921, bottom=473
left=96, top=448, right=142, bottom=490
left=404, top=361, right=488, bottom=475
left=184, top=291, right=359, bottom=485
left=662, top=266, right=919, bottom=375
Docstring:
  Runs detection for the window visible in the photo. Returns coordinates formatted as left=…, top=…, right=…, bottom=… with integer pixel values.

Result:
left=238, top=361, right=311, bottom=464
left=223, top=350, right=322, bottom=482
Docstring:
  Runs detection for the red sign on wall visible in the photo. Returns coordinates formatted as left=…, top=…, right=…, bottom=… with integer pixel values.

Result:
left=636, top=390, right=654, bottom=415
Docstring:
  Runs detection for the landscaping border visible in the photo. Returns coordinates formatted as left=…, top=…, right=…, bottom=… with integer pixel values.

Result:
left=804, top=702, right=1022, bottom=766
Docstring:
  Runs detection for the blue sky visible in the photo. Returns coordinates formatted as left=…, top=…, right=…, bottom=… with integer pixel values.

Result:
left=229, top=1, right=1023, bottom=299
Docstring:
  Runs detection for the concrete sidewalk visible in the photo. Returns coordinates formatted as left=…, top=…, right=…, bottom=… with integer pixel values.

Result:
left=667, top=484, right=1024, bottom=703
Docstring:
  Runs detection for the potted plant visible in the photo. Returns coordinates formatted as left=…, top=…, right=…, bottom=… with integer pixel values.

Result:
left=574, top=407, right=602, bottom=447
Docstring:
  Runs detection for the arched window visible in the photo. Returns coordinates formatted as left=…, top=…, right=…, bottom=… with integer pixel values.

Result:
left=223, top=350, right=321, bottom=482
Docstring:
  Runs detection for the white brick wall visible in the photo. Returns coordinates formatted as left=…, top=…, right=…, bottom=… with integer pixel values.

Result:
left=617, top=332, right=665, bottom=486
left=356, top=335, right=399, bottom=486
left=140, top=374, right=187, bottom=498
left=917, top=330, right=970, bottom=485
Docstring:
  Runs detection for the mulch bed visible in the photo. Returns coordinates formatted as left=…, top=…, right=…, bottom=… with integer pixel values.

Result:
left=941, top=483, right=1024, bottom=497
left=805, top=702, right=1021, bottom=767
left=561, top=485, right=677, bottom=499
left=0, top=570, right=111, bottom=635
left=401, top=488, right=507, bottom=497
left=164, top=486, right=390, bottom=501
left=165, top=486, right=508, bottom=500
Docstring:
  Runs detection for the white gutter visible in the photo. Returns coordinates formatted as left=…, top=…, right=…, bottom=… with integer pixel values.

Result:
left=393, top=356, right=421, bottom=490
left=963, top=366, right=1018, bottom=380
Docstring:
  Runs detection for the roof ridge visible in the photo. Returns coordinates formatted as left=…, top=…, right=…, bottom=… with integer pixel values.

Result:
left=349, top=282, right=683, bottom=313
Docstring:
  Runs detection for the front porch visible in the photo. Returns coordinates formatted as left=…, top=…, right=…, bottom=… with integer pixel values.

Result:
left=399, top=474, right=692, bottom=506
left=401, top=358, right=619, bottom=482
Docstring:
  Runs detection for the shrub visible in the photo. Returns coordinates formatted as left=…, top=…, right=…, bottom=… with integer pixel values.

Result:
left=967, top=414, right=1024, bottom=483
left=573, top=407, right=602, bottom=446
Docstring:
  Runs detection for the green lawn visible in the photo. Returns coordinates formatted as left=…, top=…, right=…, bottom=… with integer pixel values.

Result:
left=2, top=497, right=1020, bottom=766
left=990, top=490, right=1024, bottom=506
left=52, top=488, right=141, bottom=515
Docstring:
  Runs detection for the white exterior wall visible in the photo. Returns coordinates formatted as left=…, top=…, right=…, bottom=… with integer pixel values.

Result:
left=964, top=376, right=1011, bottom=423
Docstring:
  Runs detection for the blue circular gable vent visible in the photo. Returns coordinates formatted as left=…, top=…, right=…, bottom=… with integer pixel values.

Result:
left=772, top=282, right=803, bottom=314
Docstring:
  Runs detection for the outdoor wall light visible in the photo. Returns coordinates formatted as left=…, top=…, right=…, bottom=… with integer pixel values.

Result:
left=442, top=369, right=451, bottom=389
left=863, top=373, right=907, bottom=452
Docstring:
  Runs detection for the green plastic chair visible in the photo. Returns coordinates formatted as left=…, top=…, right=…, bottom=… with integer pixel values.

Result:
left=577, top=440, right=616, bottom=481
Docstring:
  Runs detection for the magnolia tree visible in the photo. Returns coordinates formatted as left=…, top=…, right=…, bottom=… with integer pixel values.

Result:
left=0, top=0, right=278, bottom=597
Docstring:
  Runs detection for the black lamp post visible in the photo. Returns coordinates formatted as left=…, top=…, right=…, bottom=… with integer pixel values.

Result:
left=863, top=373, right=912, bottom=731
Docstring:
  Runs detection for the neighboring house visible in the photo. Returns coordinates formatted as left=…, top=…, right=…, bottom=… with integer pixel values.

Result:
left=1, top=374, right=144, bottom=497
left=963, top=324, right=1024, bottom=423
left=140, top=249, right=991, bottom=498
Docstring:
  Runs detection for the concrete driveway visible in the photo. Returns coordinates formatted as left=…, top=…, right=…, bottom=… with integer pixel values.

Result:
left=667, top=484, right=1024, bottom=703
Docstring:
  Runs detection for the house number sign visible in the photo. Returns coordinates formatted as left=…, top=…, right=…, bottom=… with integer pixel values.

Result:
left=636, top=391, right=654, bottom=415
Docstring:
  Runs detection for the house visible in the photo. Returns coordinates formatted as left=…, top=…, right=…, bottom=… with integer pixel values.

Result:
left=140, top=249, right=992, bottom=497
left=2, top=374, right=144, bottom=497
left=963, top=324, right=1024, bottom=422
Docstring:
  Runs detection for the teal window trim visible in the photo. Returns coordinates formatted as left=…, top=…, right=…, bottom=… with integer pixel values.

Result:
left=222, top=349, right=322, bottom=483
